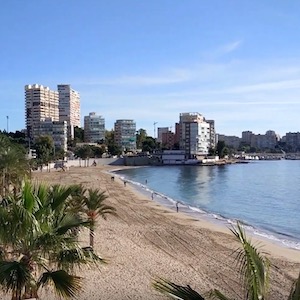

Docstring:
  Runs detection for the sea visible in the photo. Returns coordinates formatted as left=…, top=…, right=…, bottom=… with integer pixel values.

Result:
left=113, top=160, right=300, bottom=250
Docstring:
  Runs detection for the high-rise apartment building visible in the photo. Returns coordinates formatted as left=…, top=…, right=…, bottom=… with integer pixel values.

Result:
left=161, top=131, right=175, bottom=149
left=206, top=119, right=216, bottom=149
left=84, top=112, right=105, bottom=143
left=217, top=134, right=241, bottom=149
left=114, top=119, right=136, bottom=151
left=179, top=112, right=211, bottom=157
left=58, top=84, right=80, bottom=139
left=286, top=132, right=300, bottom=152
left=157, top=127, right=169, bottom=144
left=25, top=84, right=59, bottom=141
left=38, top=118, right=68, bottom=152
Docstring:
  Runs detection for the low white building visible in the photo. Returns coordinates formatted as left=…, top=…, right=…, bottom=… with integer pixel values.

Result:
left=161, top=150, right=186, bottom=165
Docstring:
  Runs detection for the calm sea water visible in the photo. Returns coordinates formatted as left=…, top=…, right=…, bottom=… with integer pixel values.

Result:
left=114, top=160, right=300, bottom=250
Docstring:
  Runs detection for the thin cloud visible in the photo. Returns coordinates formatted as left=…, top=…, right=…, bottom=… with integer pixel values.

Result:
left=79, top=69, right=191, bottom=87
left=202, top=40, right=243, bottom=59
left=221, top=40, right=243, bottom=54
left=222, top=79, right=300, bottom=94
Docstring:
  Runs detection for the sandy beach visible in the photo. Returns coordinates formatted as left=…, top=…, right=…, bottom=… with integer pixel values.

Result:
left=4, top=165, right=300, bottom=299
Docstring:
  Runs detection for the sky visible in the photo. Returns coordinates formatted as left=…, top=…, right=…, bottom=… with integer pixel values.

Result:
left=1, top=0, right=300, bottom=138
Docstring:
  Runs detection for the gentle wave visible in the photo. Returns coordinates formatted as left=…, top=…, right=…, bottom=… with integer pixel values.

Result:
left=113, top=170, right=300, bottom=251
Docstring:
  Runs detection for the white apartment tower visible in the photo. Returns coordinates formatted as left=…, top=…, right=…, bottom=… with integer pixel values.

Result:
left=25, top=84, right=59, bottom=140
left=114, top=119, right=136, bottom=151
left=58, top=84, right=80, bottom=139
left=84, top=112, right=105, bottom=143
left=179, top=112, right=211, bottom=157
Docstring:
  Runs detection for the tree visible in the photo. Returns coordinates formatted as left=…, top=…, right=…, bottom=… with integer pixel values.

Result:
left=34, top=135, right=54, bottom=171
left=208, top=147, right=216, bottom=156
left=107, top=144, right=122, bottom=156
left=74, top=145, right=93, bottom=167
left=72, top=186, right=116, bottom=248
left=105, top=130, right=115, bottom=146
left=142, top=137, right=157, bottom=153
left=0, top=134, right=29, bottom=197
left=136, top=129, right=147, bottom=149
left=8, top=131, right=26, bottom=146
left=105, top=130, right=122, bottom=156
left=222, top=146, right=229, bottom=157
left=216, top=141, right=226, bottom=158
left=74, top=126, right=84, bottom=143
left=0, top=181, right=104, bottom=299
left=90, top=145, right=105, bottom=158
left=153, top=222, right=300, bottom=300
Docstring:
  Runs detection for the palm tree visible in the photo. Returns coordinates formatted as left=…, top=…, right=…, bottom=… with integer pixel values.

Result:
left=0, top=181, right=105, bottom=299
left=0, top=135, right=29, bottom=197
left=80, top=188, right=116, bottom=248
left=153, top=222, right=300, bottom=300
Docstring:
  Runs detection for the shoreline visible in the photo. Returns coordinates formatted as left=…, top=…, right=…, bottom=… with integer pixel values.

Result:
left=112, top=166, right=300, bottom=255
left=14, top=165, right=300, bottom=300
left=111, top=167, right=300, bottom=263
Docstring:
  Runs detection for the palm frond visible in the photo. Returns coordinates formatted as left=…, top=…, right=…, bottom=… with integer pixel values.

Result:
left=0, top=260, right=31, bottom=294
left=49, top=185, right=74, bottom=211
left=230, top=222, right=269, bottom=300
left=34, top=231, right=77, bottom=253
left=0, top=246, right=7, bottom=261
left=288, top=272, right=300, bottom=300
left=56, top=246, right=106, bottom=271
left=37, top=269, right=82, bottom=298
left=21, top=180, right=40, bottom=213
left=208, top=289, right=232, bottom=300
left=55, top=213, right=90, bottom=235
left=153, top=278, right=205, bottom=300
left=69, top=184, right=87, bottom=198
left=85, top=189, right=108, bottom=210
left=82, top=188, right=117, bottom=221
left=1, top=199, right=39, bottom=245
left=35, top=182, right=50, bottom=207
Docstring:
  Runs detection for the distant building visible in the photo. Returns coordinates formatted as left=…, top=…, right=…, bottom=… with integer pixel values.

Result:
left=157, top=127, right=169, bottom=143
left=285, top=132, right=300, bottom=152
left=174, top=123, right=180, bottom=145
left=217, top=134, right=241, bottom=149
left=25, top=84, right=59, bottom=141
left=241, top=130, right=279, bottom=150
left=114, top=119, right=136, bottom=151
left=178, top=112, right=212, bottom=157
left=161, top=150, right=185, bottom=165
left=161, top=131, right=175, bottom=149
left=58, top=84, right=80, bottom=139
left=38, top=118, right=67, bottom=152
left=84, top=112, right=105, bottom=143
left=206, top=119, right=216, bottom=149
left=256, top=130, right=278, bottom=150
left=241, top=131, right=254, bottom=145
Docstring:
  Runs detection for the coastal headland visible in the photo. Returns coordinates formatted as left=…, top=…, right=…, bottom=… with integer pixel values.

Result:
left=6, top=165, right=299, bottom=300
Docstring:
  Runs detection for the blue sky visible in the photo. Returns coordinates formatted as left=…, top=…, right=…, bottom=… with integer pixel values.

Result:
left=1, top=0, right=300, bottom=137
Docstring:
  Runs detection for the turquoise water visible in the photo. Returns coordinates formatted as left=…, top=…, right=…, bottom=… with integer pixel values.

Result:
left=114, top=160, right=300, bottom=249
